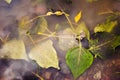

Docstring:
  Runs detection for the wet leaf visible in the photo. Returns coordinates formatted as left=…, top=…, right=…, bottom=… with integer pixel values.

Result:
left=94, top=20, right=118, bottom=33
left=86, top=0, right=98, bottom=2
left=111, top=36, right=120, bottom=49
left=5, top=0, right=12, bottom=4
left=90, top=32, right=120, bottom=59
left=76, top=22, right=90, bottom=40
left=74, top=11, right=82, bottom=23
left=18, top=16, right=30, bottom=29
left=46, top=12, right=54, bottom=16
left=66, top=47, right=93, bottom=79
left=55, top=24, right=61, bottom=31
left=54, top=11, right=63, bottom=16
left=0, top=39, right=28, bottom=60
left=58, top=28, right=77, bottom=51
left=29, top=40, right=59, bottom=69
left=29, top=17, right=48, bottom=34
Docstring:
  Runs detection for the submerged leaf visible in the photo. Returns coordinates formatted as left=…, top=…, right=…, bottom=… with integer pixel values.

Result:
left=74, top=11, right=82, bottom=23
left=76, top=22, right=90, bottom=40
left=86, top=0, right=98, bottom=2
left=90, top=32, right=120, bottom=59
left=55, top=24, right=61, bottom=31
left=66, top=47, right=93, bottom=79
left=29, top=17, right=48, bottom=34
left=0, top=39, right=28, bottom=60
left=58, top=28, right=77, bottom=51
left=29, top=40, right=59, bottom=69
left=5, top=0, right=12, bottom=4
left=18, top=16, right=30, bottom=29
left=94, top=20, right=117, bottom=33
left=111, top=36, right=120, bottom=49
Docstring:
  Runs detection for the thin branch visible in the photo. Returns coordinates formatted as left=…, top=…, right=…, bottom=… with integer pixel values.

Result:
left=89, top=39, right=114, bottom=51
left=32, top=72, right=44, bottom=80
left=27, top=34, right=36, bottom=46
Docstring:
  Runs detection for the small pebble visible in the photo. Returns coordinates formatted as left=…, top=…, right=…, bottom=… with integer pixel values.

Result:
left=93, top=71, right=101, bottom=80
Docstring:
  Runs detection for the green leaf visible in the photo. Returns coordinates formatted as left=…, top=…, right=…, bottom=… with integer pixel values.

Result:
left=111, top=36, right=120, bottom=49
left=94, top=20, right=118, bottom=33
left=29, top=40, right=59, bottom=69
left=5, top=0, right=12, bottom=4
left=66, top=47, right=93, bottom=79
left=0, top=39, right=28, bottom=60
left=76, top=22, right=90, bottom=40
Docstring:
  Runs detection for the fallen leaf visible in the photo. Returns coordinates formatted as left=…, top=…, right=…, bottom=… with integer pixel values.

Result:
left=86, top=0, right=98, bottom=2
left=58, top=28, right=77, bottom=51
left=111, top=36, right=120, bottom=48
left=29, top=40, right=59, bottom=69
left=0, top=39, right=28, bottom=60
left=90, top=32, right=120, bottom=59
left=46, top=12, right=54, bottom=16
left=29, top=17, right=48, bottom=35
left=94, top=20, right=117, bottom=33
left=5, top=0, right=12, bottom=4
left=76, top=22, right=90, bottom=40
left=74, top=11, right=82, bottom=23
left=55, top=24, right=61, bottom=31
left=18, top=16, right=30, bottom=29
left=66, top=47, right=93, bottom=79
left=54, top=11, right=63, bottom=16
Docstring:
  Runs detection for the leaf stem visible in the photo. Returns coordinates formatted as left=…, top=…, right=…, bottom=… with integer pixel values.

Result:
left=77, top=39, right=82, bottom=65
left=63, top=12, right=75, bottom=33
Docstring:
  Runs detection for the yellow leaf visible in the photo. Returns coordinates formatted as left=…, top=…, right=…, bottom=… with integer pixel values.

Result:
left=29, top=40, right=59, bottom=69
left=55, top=11, right=63, bottom=16
left=5, top=0, right=12, bottom=4
left=94, top=21, right=118, bottom=33
left=46, top=12, right=54, bottom=16
left=74, top=11, right=82, bottom=23
left=37, top=32, right=42, bottom=35
left=0, top=39, right=28, bottom=60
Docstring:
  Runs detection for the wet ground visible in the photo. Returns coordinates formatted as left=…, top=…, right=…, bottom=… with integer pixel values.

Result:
left=0, top=0, right=120, bottom=80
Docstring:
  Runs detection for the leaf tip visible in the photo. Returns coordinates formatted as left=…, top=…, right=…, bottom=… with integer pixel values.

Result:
left=5, top=0, right=12, bottom=4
